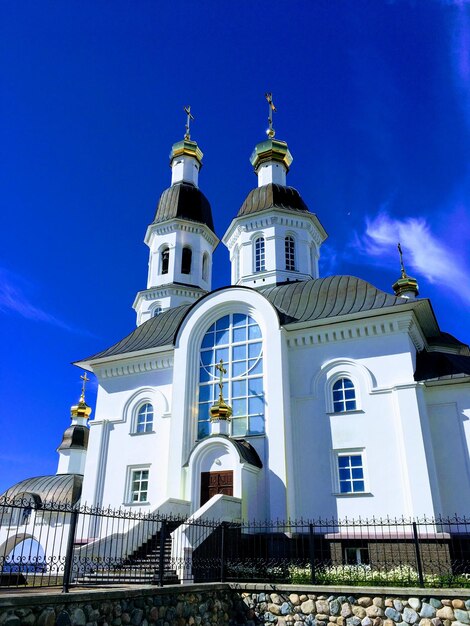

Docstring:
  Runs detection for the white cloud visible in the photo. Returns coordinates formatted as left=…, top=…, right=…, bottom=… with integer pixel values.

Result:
left=0, top=267, right=93, bottom=334
left=355, top=211, right=470, bottom=304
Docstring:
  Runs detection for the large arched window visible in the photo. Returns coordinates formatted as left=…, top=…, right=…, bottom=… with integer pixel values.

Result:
left=332, top=378, right=356, bottom=412
left=285, top=236, right=296, bottom=271
left=161, top=247, right=169, bottom=274
left=181, top=247, right=192, bottom=274
left=136, top=403, right=154, bottom=433
left=198, top=314, right=264, bottom=439
left=254, top=237, right=266, bottom=272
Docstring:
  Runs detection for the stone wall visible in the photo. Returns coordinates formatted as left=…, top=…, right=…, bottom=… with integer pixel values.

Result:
left=237, top=587, right=470, bottom=626
left=1, top=584, right=470, bottom=626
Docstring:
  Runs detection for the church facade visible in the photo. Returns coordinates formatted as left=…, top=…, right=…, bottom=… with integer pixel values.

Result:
left=3, top=113, right=470, bottom=541
left=72, top=120, right=470, bottom=525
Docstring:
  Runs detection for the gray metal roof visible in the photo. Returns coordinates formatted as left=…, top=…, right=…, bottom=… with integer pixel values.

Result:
left=238, top=183, right=309, bottom=217
left=1, top=474, right=83, bottom=505
left=80, top=303, right=192, bottom=362
left=78, top=277, right=419, bottom=364
left=415, top=351, right=470, bottom=381
left=153, top=182, right=214, bottom=232
left=262, top=275, right=406, bottom=323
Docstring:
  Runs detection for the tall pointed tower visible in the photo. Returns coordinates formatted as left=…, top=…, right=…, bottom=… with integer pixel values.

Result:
left=133, top=108, right=219, bottom=326
left=223, top=94, right=327, bottom=289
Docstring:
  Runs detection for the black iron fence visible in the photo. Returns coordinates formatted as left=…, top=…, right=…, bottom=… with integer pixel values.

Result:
left=1, top=497, right=470, bottom=591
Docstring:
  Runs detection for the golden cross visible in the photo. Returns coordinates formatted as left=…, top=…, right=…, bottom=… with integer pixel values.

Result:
left=397, top=242, right=407, bottom=278
left=80, top=372, right=90, bottom=403
left=184, top=105, right=194, bottom=140
left=215, top=359, right=227, bottom=401
left=265, top=92, right=276, bottom=138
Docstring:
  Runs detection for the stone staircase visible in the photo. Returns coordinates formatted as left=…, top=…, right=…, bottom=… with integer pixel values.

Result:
left=74, top=521, right=181, bottom=585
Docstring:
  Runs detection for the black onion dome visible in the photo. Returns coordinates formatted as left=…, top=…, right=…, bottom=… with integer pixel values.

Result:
left=153, top=182, right=214, bottom=232
left=238, top=183, right=309, bottom=218
left=58, top=425, right=89, bottom=451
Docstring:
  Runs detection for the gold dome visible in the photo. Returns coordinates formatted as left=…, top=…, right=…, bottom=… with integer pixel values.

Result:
left=393, top=243, right=419, bottom=297
left=71, top=399, right=92, bottom=420
left=209, top=398, right=233, bottom=421
left=250, top=138, right=293, bottom=173
left=170, top=139, right=203, bottom=168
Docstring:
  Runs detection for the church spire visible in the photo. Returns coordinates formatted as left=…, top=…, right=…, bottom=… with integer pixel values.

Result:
left=250, top=93, right=293, bottom=187
left=57, top=374, right=91, bottom=475
left=392, top=243, right=419, bottom=299
left=169, top=105, right=203, bottom=187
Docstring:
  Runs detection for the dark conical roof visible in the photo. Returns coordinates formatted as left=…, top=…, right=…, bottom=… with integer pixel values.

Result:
left=238, top=183, right=309, bottom=218
left=58, top=425, right=89, bottom=451
left=153, top=182, right=214, bottom=232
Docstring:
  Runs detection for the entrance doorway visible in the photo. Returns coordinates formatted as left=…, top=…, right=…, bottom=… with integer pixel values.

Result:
left=200, top=471, right=233, bottom=506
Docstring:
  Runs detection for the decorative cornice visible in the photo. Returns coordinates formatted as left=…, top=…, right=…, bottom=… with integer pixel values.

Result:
left=285, top=311, right=425, bottom=351
left=133, top=285, right=206, bottom=309
left=223, top=208, right=325, bottom=250
left=145, top=219, right=218, bottom=248
left=94, top=354, right=174, bottom=380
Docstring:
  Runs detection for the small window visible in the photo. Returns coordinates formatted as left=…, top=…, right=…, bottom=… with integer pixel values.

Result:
left=136, top=403, right=153, bottom=433
left=234, top=247, right=240, bottom=282
left=161, top=247, right=169, bottom=274
left=332, top=378, right=356, bottom=412
left=285, top=236, right=295, bottom=271
left=153, top=306, right=162, bottom=317
left=130, top=469, right=149, bottom=503
left=345, top=546, right=370, bottom=565
left=337, top=454, right=365, bottom=493
left=254, top=237, right=265, bottom=272
left=181, top=247, right=192, bottom=274
left=202, top=252, right=209, bottom=281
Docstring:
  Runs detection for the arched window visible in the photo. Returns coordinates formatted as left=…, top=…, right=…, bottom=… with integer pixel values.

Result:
left=153, top=306, right=162, bottom=317
left=254, top=237, right=265, bottom=272
left=332, top=378, right=356, bottom=412
left=181, top=247, right=192, bottom=274
left=285, top=236, right=296, bottom=271
left=198, top=314, right=264, bottom=439
left=233, top=247, right=240, bottom=283
left=136, top=403, right=154, bottom=433
left=202, top=252, right=209, bottom=281
left=161, top=247, right=169, bottom=274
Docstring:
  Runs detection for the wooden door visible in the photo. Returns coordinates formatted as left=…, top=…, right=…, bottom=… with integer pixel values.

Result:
left=200, top=471, right=233, bottom=506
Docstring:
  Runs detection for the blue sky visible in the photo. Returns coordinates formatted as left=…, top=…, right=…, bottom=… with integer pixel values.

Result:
left=1, top=0, right=469, bottom=494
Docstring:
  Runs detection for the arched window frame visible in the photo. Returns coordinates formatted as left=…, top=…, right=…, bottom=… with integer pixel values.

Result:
left=331, top=377, right=357, bottom=413
left=181, top=246, right=192, bottom=275
left=133, top=403, right=154, bottom=434
left=325, top=372, right=362, bottom=414
left=253, top=236, right=266, bottom=273
left=202, top=252, right=209, bottom=281
left=232, top=246, right=240, bottom=283
left=160, top=246, right=170, bottom=275
left=124, top=388, right=169, bottom=435
left=151, top=303, right=163, bottom=318
left=197, top=313, right=265, bottom=440
left=285, top=235, right=296, bottom=271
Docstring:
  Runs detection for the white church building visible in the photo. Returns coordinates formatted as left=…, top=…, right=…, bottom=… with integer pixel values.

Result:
left=2, top=110, right=470, bottom=556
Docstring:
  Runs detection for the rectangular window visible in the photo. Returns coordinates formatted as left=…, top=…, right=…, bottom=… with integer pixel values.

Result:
left=345, top=546, right=370, bottom=565
left=336, top=453, right=365, bottom=493
left=128, top=468, right=149, bottom=503
left=254, top=238, right=266, bottom=272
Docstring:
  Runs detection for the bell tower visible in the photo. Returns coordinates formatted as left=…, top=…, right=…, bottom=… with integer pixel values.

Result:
left=223, top=94, right=327, bottom=289
left=133, top=108, right=219, bottom=326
